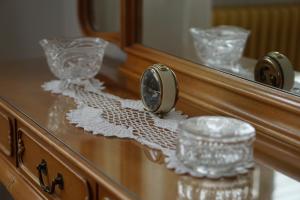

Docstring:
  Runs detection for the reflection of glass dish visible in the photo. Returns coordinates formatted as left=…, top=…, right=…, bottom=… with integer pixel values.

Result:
left=143, top=147, right=164, bottom=164
left=40, top=37, right=108, bottom=81
left=190, top=26, right=250, bottom=70
left=47, top=95, right=75, bottom=134
left=177, top=170, right=255, bottom=200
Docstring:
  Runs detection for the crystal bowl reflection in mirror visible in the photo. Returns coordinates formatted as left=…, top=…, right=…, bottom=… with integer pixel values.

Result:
left=176, top=116, right=255, bottom=178
left=190, top=26, right=250, bottom=73
left=40, top=37, right=108, bottom=87
left=177, top=171, right=255, bottom=200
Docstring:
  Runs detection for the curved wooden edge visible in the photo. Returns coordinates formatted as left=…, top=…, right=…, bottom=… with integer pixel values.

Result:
left=77, top=0, right=121, bottom=45
left=120, top=44, right=300, bottom=153
left=0, top=110, right=13, bottom=157
left=0, top=153, right=45, bottom=200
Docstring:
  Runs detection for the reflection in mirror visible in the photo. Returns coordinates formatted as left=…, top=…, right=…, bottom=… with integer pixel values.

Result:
left=89, top=0, right=120, bottom=32
left=140, top=0, right=300, bottom=95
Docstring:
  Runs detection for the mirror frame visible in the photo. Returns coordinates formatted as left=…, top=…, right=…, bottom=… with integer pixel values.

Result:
left=79, top=0, right=300, bottom=173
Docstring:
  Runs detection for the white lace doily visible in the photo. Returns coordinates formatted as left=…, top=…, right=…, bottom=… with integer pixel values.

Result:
left=42, top=79, right=208, bottom=176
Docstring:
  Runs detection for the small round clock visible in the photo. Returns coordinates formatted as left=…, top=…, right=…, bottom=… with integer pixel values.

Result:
left=140, top=64, right=178, bottom=117
left=255, top=51, right=294, bottom=90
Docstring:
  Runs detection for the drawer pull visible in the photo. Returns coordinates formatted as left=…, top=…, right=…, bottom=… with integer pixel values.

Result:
left=37, top=159, right=64, bottom=194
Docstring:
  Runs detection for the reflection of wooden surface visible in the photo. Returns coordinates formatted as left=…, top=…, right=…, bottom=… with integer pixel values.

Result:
left=0, top=59, right=299, bottom=199
left=214, top=4, right=300, bottom=70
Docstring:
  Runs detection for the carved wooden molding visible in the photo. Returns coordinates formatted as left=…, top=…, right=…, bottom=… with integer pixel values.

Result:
left=8, top=134, right=12, bottom=154
left=0, top=110, right=13, bottom=157
left=17, top=129, right=25, bottom=163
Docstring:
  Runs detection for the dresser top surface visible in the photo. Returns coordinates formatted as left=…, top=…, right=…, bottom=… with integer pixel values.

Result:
left=0, top=58, right=299, bottom=200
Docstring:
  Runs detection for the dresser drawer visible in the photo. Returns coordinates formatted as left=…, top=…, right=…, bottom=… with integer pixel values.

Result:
left=98, top=185, right=121, bottom=200
left=0, top=106, right=13, bottom=158
left=16, top=122, right=91, bottom=200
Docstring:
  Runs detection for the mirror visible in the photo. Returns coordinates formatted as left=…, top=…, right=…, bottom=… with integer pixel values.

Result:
left=139, top=0, right=300, bottom=96
left=88, top=0, right=120, bottom=32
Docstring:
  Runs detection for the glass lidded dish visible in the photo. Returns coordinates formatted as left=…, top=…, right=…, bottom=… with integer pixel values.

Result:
left=176, top=116, right=255, bottom=178
left=190, top=26, right=250, bottom=72
left=40, top=37, right=108, bottom=81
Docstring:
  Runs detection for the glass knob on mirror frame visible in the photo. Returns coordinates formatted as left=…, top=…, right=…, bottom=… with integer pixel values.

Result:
left=255, top=51, right=294, bottom=90
left=140, top=64, right=178, bottom=118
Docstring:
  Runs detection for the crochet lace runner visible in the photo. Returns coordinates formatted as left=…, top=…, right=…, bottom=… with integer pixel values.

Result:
left=42, top=79, right=203, bottom=176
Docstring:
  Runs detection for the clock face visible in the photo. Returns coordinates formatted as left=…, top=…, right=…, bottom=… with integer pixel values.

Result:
left=141, top=68, right=161, bottom=111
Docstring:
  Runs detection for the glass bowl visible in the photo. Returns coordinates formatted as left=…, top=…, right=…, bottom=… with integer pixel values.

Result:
left=176, top=116, right=255, bottom=178
left=40, top=37, right=108, bottom=80
left=190, top=26, right=250, bottom=71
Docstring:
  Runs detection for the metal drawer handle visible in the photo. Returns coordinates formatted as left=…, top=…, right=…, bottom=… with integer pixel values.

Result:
left=37, top=159, right=64, bottom=194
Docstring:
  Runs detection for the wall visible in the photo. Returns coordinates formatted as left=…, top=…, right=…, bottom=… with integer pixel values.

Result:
left=142, top=0, right=212, bottom=63
left=91, top=0, right=120, bottom=32
left=0, top=0, right=126, bottom=82
left=0, top=0, right=81, bottom=60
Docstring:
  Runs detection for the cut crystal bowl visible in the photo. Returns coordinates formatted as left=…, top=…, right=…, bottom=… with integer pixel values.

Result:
left=190, top=26, right=249, bottom=71
left=40, top=37, right=108, bottom=80
left=176, top=116, right=255, bottom=178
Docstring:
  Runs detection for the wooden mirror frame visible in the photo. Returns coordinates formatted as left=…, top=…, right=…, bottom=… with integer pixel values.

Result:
left=78, top=0, right=300, bottom=172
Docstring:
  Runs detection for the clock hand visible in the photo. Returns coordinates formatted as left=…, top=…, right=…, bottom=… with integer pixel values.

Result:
left=147, top=87, right=161, bottom=94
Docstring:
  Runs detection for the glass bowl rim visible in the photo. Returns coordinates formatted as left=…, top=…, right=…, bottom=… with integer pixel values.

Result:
left=39, top=37, right=108, bottom=49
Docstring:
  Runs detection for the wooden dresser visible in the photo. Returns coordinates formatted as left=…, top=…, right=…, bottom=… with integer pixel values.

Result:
left=0, top=58, right=299, bottom=200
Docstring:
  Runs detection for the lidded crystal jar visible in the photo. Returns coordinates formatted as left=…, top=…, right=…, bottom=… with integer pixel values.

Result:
left=176, top=116, right=255, bottom=178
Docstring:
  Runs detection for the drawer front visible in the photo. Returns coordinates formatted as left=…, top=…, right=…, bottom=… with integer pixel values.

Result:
left=0, top=107, right=13, bottom=157
left=16, top=124, right=91, bottom=200
left=98, top=185, right=121, bottom=200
